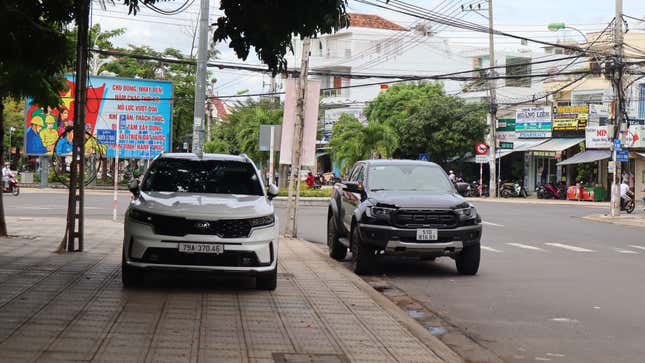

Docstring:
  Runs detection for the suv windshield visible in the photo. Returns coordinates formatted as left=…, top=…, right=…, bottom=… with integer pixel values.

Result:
left=368, top=164, right=454, bottom=193
left=141, top=158, right=263, bottom=195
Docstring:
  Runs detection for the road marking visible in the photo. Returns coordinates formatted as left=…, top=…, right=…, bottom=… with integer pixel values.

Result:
left=545, top=243, right=595, bottom=252
left=629, top=245, right=645, bottom=251
left=615, top=249, right=639, bottom=254
left=481, top=246, right=503, bottom=253
left=482, top=221, right=504, bottom=227
left=506, top=243, right=547, bottom=251
left=550, top=317, right=579, bottom=323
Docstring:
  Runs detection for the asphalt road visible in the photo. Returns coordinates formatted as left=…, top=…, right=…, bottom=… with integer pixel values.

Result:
left=5, top=191, right=645, bottom=362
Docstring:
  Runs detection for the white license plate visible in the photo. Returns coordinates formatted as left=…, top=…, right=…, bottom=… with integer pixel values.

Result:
left=416, top=229, right=438, bottom=241
left=178, top=243, right=224, bottom=254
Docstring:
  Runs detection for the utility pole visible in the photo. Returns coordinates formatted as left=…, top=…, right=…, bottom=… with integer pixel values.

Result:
left=487, top=0, right=497, bottom=198
left=62, top=0, right=90, bottom=252
left=191, top=0, right=209, bottom=155
left=610, top=0, right=624, bottom=217
left=285, top=37, right=311, bottom=238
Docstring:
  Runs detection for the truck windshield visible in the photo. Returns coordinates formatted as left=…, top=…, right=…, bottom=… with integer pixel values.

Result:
left=368, top=164, right=454, bottom=193
left=141, top=158, right=263, bottom=195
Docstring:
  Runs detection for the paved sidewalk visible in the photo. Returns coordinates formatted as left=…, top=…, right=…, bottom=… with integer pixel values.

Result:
left=0, top=217, right=461, bottom=363
left=582, top=213, right=645, bottom=228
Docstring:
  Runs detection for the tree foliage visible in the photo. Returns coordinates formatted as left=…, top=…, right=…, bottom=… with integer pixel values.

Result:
left=65, top=24, right=125, bottom=74
left=329, top=114, right=398, bottom=175
left=123, top=0, right=349, bottom=73
left=365, top=82, right=488, bottom=164
left=204, top=99, right=282, bottom=168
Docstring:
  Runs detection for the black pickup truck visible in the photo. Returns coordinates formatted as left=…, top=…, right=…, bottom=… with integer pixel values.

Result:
left=327, top=160, right=482, bottom=275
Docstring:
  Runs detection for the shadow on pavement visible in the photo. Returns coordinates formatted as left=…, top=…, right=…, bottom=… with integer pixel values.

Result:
left=130, top=270, right=259, bottom=290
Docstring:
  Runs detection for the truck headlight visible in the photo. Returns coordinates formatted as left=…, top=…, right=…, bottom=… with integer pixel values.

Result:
left=455, top=203, right=477, bottom=220
left=367, top=206, right=396, bottom=217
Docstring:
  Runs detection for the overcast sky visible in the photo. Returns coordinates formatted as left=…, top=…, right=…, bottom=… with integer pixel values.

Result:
left=90, top=0, right=645, bottom=101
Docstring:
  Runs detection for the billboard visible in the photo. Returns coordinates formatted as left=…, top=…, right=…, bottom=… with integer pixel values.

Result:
left=585, top=125, right=613, bottom=149
left=552, top=105, right=588, bottom=138
left=515, top=106, right=552, bottom=138
left=24, top=75, right=173, bottom=158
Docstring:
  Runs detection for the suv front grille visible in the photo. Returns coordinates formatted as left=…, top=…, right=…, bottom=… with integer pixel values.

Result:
left=393, top=209, right=458, bottom=228
left=139, top=248, right=262, bottom=267
left=150, top=215, right=252, bottom=238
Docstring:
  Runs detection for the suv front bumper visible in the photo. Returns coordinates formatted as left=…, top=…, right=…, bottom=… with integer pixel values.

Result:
left=358, top=223, right=481, bottom=256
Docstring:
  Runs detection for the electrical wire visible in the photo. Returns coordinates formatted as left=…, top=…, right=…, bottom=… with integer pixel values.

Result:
left=143, top=0, right=195, bottom=15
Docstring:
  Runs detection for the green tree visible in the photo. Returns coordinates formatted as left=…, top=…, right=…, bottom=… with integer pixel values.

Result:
left=65, top=24, right=125, bottom=74
left=205, top=99, right=282, bottom=168
left=2, top=98, right=25, bottom=156
left=329, top=114, right=398, bottom=175
left=365, top=82, right=488, bottom=164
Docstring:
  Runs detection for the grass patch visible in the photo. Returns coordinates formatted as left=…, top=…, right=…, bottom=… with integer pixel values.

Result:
left=276, top=188, right=332, bottom=198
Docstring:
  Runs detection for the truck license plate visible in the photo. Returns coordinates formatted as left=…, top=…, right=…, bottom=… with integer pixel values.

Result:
left=416, top=229, right=438, bottom=241
left=178, top=243, right=224, bottom=254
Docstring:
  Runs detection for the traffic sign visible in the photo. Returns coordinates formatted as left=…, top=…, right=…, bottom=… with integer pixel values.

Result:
left=418, top=153, right=430, bottom=161
left=616, top=150, right=629, bottom=162
left=475, top=142, right=489, bottom=155
left=475, top=155, right=489, bottom=164
left=499, top=141, right=514, bottom=150
left=614, top=139, right=621, bottom=151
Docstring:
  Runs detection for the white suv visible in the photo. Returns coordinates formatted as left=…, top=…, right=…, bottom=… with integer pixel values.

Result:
left=122, top=153, right=280, bottom=290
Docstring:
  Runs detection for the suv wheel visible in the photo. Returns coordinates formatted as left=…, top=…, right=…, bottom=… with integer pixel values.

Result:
left=256, top=266, right=277, bottom=290
left=351, top=227, right=373, bottom=275
left=455, top=244, right=480, bottom=275
left=121, top=251, right=144, bottom=287
left=327, top=216, right=347, bottom=261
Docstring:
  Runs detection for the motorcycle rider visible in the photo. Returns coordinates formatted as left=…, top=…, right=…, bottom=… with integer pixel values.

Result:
left=448, top=170, right=457, bottom=183
left=620, top=179, right=630, bottom=210
left=2, top=162, right=13, bottom=190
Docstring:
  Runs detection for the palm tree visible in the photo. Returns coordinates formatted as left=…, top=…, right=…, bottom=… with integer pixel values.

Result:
left=329, top=114, right=398, bottom=175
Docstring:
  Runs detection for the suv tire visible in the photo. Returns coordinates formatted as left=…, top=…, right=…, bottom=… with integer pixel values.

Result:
left=327, top=216, right=348, bottom=261
left=121, top=251, right=144, bottom=287
left=456, top=244, right=480, bottom=275
left=351, top=226, right=373, bottom=275
left=256, top=266, right=277, bottom=290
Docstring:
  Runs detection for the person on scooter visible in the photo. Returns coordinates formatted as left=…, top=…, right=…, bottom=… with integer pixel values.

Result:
left=448, top=170, right=456, bottom=183
left=620, top=179, right=630, bottom=210
left=2, top=163, right=12, bottom=190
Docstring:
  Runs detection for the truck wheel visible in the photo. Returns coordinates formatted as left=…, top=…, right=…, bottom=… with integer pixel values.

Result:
left=121, top=251, right=144, bottom=287
left=351, top=226, right=373, bottom=275
left=327, top=216, right=347, bottom=261
left=256, top=265, right=277, bottom=290
left=456, top=244, right=480, bottom=275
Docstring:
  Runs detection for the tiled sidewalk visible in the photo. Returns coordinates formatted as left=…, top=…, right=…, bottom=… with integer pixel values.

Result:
left=0, top=217, right=462, bottom=363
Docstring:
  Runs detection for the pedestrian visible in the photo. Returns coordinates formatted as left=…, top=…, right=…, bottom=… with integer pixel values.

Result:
left=2, top=162, right=12, bottom=190
left=306, top=172, right=315, bottom=189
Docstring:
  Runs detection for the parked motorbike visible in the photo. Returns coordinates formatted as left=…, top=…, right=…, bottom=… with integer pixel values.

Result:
left=2, top=173, right=20, bottom=196
left=500, top=180, right=527, bottom=198
left=536, top=182, right=566, bottom=200
left=453, top=178, right=471, bottom=197
left=467, top=181, right=489, bottom=197
left=622, top=191, right=636, bottom=214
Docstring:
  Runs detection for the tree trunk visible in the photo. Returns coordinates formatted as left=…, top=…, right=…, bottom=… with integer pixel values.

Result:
left=0, top=99, right=8, bottom=237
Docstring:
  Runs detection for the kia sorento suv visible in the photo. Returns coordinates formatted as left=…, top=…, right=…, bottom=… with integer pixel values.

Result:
left=122, top=153, right=280, bottom=290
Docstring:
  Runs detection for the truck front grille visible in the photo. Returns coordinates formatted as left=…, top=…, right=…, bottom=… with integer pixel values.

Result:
left=393, top=209, right=458, bottom=228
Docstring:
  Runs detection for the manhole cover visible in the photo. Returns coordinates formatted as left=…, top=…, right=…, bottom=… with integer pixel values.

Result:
left=272, top=353, right=350, bottom=363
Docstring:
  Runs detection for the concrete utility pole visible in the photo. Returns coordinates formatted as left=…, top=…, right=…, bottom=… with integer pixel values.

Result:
left=285, top=38, right=311, bottom=238
left=610, top=0, right=624, bottom=217
left=191, top=0, right=209, bottom=155
left=487, top=0, right=498, bottom=198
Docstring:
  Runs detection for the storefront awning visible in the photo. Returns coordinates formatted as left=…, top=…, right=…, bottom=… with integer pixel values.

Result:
left=556, top=150, right=611, bottom=166
left=528, top=138, right=584, bottom=153
left=635, top=152, right=645, bottom=159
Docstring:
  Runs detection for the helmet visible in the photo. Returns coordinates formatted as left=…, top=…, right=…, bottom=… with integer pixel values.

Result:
left=45, top=115, right=56, bottom=124
left=31, top=116, right=44, bottom=127
left=449, top=170, right=454, bottom=174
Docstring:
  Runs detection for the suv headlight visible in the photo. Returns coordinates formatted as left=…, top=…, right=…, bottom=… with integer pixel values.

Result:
left=455, top=203, right=477, bottom=220
left=128, top=208, right=153, bottom=224
left=366, top=206, right=396, bottom=217
left=249, top=214, right=275, bottom=227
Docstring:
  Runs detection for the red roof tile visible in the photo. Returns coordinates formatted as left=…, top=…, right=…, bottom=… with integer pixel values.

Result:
left=348, top=13, right=407, bottom=31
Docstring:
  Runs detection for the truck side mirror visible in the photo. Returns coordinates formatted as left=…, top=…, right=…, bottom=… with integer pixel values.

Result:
left=128, top=179, right=140, bottom=199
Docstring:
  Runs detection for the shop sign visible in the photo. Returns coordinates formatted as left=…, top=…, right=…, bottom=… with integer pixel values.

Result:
left=552, top=104, right=588, bottom=138
left=585, top=125, right=613, bottom=149
left=624, top=124, right=645, bottom=148
left=608, top=161, right=615, bottom=173
left=588, top=104, right=609, bottom=125
left=515, top=106, right=552, bottom=138
left=533, top=151, right=556, bottom=157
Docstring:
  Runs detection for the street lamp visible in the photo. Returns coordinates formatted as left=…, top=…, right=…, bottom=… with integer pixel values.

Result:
left=548, top=22, right=588, bottom=43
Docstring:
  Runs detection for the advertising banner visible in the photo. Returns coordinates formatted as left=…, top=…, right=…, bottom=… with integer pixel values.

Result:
left=625, top=124, right=645, bottom=148
left=588, top=104, right=609, bottom=126
left=279, top=78, right=321, bottom=167
left=515, top=106, right=552, bottom=138
left=585, top=125, right=613, bottom=149
left=552, top=105, right=588, bottom=138
left=24, top=75, right=173, bottom=158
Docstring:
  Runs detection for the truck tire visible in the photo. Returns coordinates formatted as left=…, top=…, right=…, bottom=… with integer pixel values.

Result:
left=351, top=226, right=373, bottom=275
left=327, top=215, right=347, bottom=261
left=456, top=244, right=480, bottom=275
left=256, top=265, right=277, bottom=290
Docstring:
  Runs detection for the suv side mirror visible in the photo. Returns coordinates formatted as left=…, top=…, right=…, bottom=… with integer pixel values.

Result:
left=343, top=181, right=364, bottom=194
left=267, top=184, right=279, bottom=200
left=128, top=179, right=140, bottom=198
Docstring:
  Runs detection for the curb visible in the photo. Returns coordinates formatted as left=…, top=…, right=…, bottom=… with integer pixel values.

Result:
left=582, top=214, right=645, bottom=228
left=466, top=197, right=609, bottom=207
left=301, top=240, right=464, bottom=363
